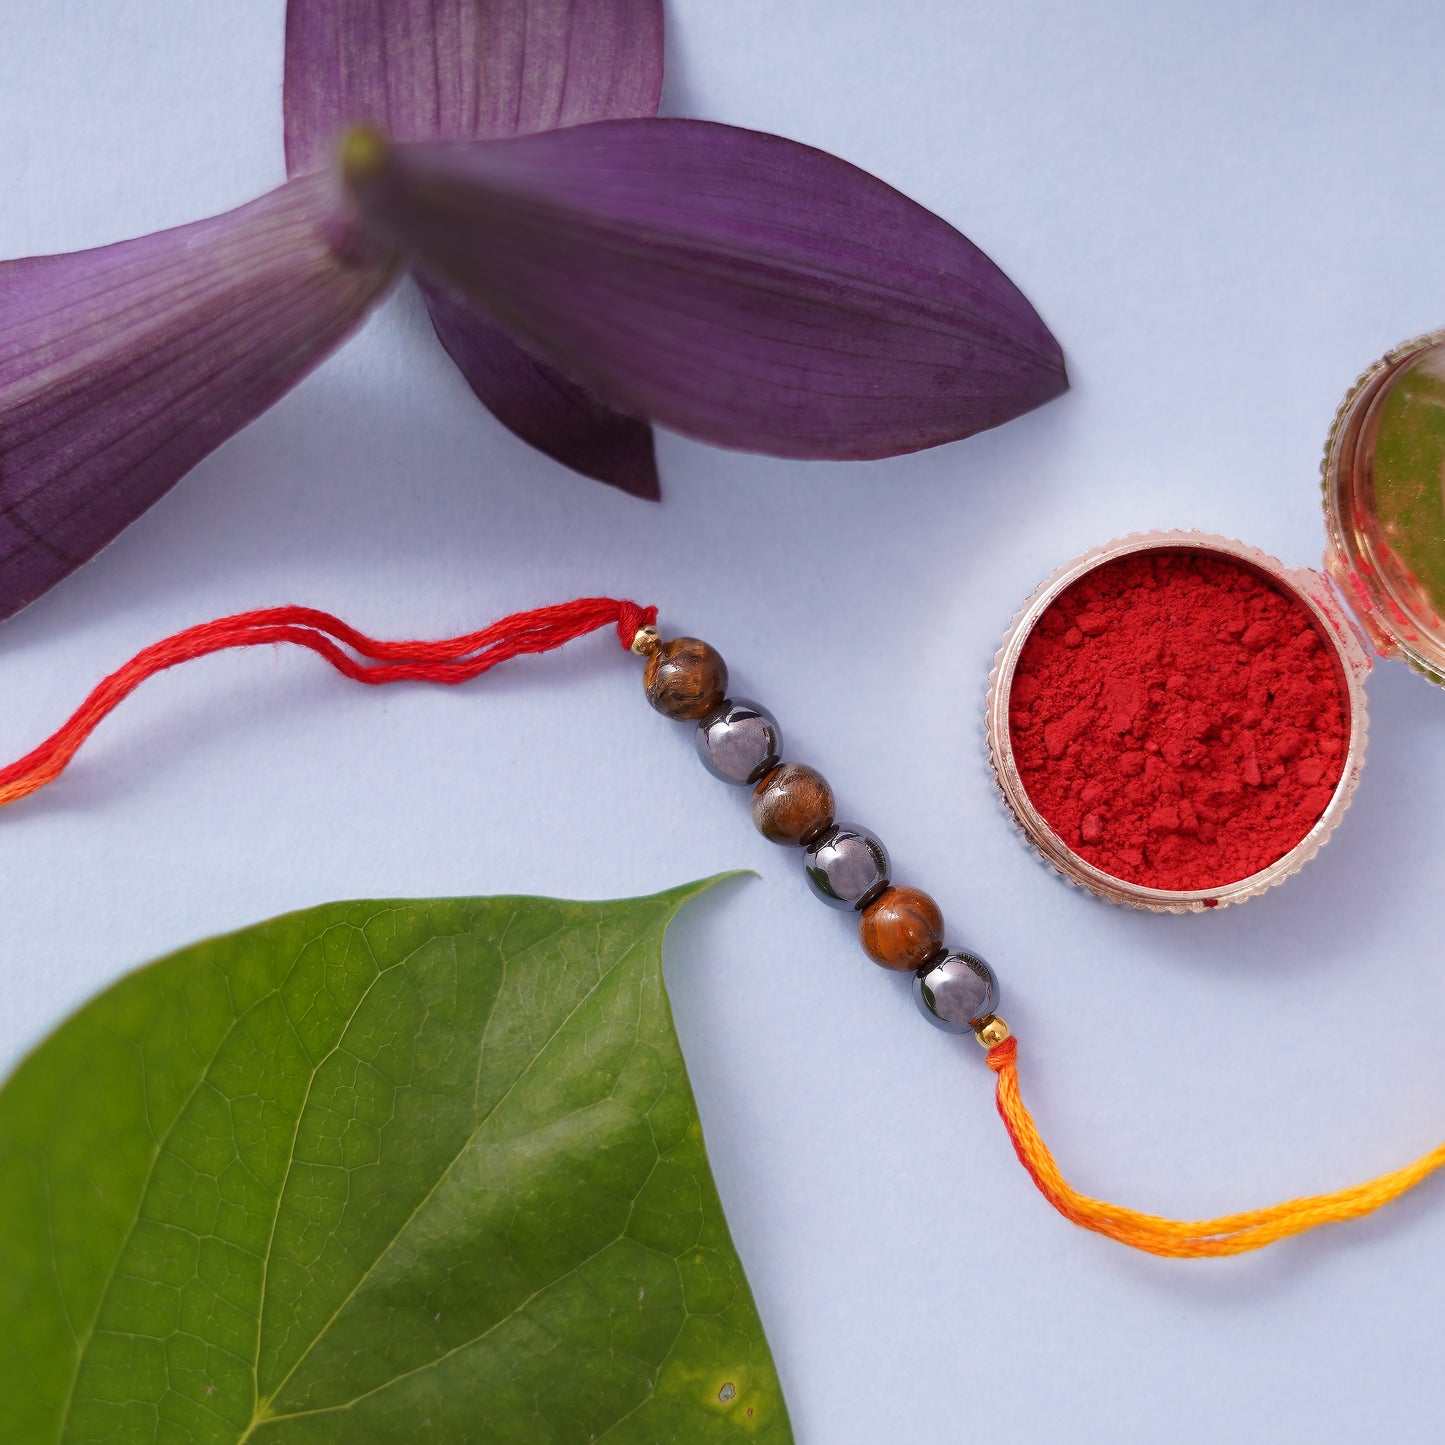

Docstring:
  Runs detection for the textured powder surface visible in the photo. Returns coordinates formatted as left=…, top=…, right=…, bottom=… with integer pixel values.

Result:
left=1008, top=550, right=1349, bottom=890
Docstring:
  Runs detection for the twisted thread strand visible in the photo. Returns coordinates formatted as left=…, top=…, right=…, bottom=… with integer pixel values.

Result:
left=987, top=1035, right=1445, bottom=1257
left=0, top=598, right=655, bottom=809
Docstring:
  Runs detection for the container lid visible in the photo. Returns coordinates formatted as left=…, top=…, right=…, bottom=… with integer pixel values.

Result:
left=1323, top=329, right=1445, bottom=685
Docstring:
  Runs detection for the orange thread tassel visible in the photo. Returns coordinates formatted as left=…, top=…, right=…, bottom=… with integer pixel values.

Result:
left=986, top=1034, right=1445, bottom=1257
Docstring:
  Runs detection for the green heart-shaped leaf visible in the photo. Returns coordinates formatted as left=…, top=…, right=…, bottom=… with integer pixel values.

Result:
left=0, top=878, right=791, bottom=1443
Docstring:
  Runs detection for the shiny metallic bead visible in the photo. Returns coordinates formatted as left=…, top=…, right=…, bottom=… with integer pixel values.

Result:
left=694, top=699, right=782, bottom=784
left=913, top=951, right=999, bottom=1033
left=803, top=824, right=890, bottom=910
left=975, top=1016, right=1010, bottom=1048
left=629, top=624, right=661, bottom=656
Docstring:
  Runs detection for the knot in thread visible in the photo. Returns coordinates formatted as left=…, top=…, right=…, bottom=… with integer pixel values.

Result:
left=986, top=1036, right=1017, bottom=1074
left=615, top=601, right=658, bottom=649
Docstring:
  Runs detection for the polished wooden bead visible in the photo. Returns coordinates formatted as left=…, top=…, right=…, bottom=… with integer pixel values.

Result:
left=643, top=637, right=727, bottom=721
left=859, top=886, right=945, bottom=972
left=751, top=762, right=834, bottom=846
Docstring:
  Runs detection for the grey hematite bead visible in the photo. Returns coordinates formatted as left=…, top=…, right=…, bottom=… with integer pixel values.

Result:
left=802, top=824, right=890, bottom=909
left=913, top=951, right=999, bottom=1033
left=694, top=699, right=782, bottom=784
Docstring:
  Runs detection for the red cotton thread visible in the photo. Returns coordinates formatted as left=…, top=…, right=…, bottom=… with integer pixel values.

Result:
left=0, top=597, right=655, bottom=811
left=1008, top=549, right=1348, bottom=891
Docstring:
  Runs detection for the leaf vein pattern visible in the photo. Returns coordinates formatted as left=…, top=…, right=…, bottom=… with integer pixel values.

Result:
left=255, top=916, right=663, bottom=1416
left=257, top=1232, right=627, bottom=1427
left=59, top=916, right=409, bottom=1439
left=54, top=995, right=265, bottom=1443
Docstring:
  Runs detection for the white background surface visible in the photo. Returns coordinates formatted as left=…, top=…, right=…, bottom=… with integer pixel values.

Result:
left=3, top=2, right=1445, bottom=1441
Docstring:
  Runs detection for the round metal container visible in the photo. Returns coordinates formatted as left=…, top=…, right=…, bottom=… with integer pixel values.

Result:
left=985, top=531, right=1372, bottom=912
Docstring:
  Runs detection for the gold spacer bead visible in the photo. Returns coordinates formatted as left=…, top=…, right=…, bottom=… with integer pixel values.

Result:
left=974, top=1016, right=1010, bottom=1049
left=630, top=624, right=662, bottom=656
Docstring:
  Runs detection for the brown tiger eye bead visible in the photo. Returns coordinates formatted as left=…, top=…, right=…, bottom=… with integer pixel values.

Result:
left=751, top=763, right=834, bottom=846
left=643, top=637, right=727, bottom=721
left=858, top=887, right=945, bottom=972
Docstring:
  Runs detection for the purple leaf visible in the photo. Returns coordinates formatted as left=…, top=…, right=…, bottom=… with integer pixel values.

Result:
left=285, top=0, right=665, bottom=497
left=422, top=279, right=658, bottom=497
left=345, top=120, right=1068, bottom=461
left=0, top=175, right=396, bottom=621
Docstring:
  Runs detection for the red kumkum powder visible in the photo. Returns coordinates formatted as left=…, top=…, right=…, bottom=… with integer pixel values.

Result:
left=1008, top=549, right=1348, bottom=891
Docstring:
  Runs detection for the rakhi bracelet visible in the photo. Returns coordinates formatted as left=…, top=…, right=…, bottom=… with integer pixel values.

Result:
left=4, top=594, right=1444, bottom=1260
left=629, top=623, right=1007, bottom=1046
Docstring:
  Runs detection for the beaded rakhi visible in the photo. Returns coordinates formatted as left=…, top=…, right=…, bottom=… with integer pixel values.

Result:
left=2, top=595, right=1441, bottom=1259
